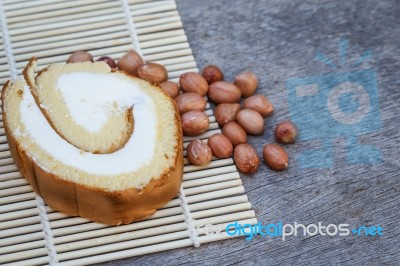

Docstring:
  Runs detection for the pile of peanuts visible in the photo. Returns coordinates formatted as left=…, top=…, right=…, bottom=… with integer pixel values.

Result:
left=180, top=65, right=298, bottom=173
left=66, top=50, right=298, bottom=174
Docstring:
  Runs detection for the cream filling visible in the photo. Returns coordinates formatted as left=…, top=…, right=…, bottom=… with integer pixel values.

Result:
left=18, top=73, right=157, bottom=176
left=57, top=72, right=143, bottom=132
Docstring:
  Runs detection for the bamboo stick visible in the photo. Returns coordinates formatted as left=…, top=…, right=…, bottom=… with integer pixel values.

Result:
left=0, top=185, right=31, bottom=197
left=0, top=69, right=11, bottom=77
left=143, top=48, right=193, bottom=61
left=133, top=15, right=180, bottom=29
left=0, top=157, right=14, bottom=166
left=2, top=0, right=31, bottom=5
left=0, top=207, right=39, bottom=223
left=3, top=0, right=81, bottom=12
left=13, top=37, right=190, bottom=62
left=183, top=158, right=233, bottom=173
left=10, top=26, right=183, bottom=50
left=0, top=135, right=8, bottom=144
left=10, top=51, right=193, bottom=73
left=0, top=171, right=21, bottom=181
left=0, top=230, right=44, bottom=248
left=0, top=130, right=6, bottom=138
left=0, top=215, right=42, bottom=231
left=129, top=0, right=175, bottom=10
left=12, top=47, right=193, bottom=70
left=6, top=0, right=112, bottom=17
left=164, top=61, right=196, bottom=72
left=0, top=247, right=48, bottom=265
left=130, top=2, right=177, bottom=17
left=13, top=39, right=132, bottom=61
left=0, top=192, right=35, bottom=206
left=151, top=54, right=195, bottom=66
left=11, top=25, right=128, bottom=47
left=183, top=129, right=221, bottom=143
left=10, top=19, right=127, bottom=41
left=0, top=164, right=17, bottom=174
left=136, top=21, right=183, bottom=36
left=128, top=0, right=159, bottom=4
left=184, top=179, right=242, bottom=196
left=56, top=209, right=253, bottom=259
left=0, top=178, right=27, bottom=189
left=12, top=32, right=185, bottom=55
left=0, top=222, right=43, bottom=239
left=17, top=44, right=134, bottom=64
left=8, top=7, right=124, bottom=29
left=55, top=218, right=257, bottom=266
left=165, top=186, right=245, bottom=208
left=10, top=17, right=181, bottom=43
left=6, top=2, right=120, bottom=24
left=140, top=35, right=187, bottom=48
left=12, top=32, right=129, bottom=54
left=133, top=10, right=179, bottom=23
left=0, top=143, right=9, bottom=152
left=56, top=211, right=254, bottom=262
left=183, top=165, right=238, bottom=181
left=168, top=67, right=200, bottom=79
left=0, top=199, right=36, bottom=214
left=0, top=239, right=45, bottom=256
left=51, top=195, right=249, bottom=245
left=10, top=13, right=126, bottom=37
left=183, top=172, right=240, bottom=189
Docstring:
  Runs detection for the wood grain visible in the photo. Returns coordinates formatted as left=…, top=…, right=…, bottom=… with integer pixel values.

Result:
left=97, top=0, right=400, bottom=265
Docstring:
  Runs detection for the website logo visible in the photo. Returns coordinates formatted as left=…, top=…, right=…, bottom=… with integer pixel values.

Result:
left=222, top=221, right=383, bottom=241
left=286, top=39, right=382, bottom=168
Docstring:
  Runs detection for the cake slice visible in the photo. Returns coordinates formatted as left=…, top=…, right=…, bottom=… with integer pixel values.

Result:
left=2, top=58, right=183, bottom=225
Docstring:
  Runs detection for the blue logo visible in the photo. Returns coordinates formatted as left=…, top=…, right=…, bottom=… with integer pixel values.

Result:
left=286, top=39, right=382, bottom=168
left=223, top=221, right=384, bottom=241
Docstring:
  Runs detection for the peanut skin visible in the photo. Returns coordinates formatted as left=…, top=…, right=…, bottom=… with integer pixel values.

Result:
left=234, top=71, right=258, bottom=97
left=117, top=50, right=144, bottom=76
left=208, top=133, right=233, bottom=159
left=275, top=121, right=299, bottom=144
left=175, top=93, right=207, bottom=114
left=208, top=81, right=241, bottom=104
left=187, top=139, right=212, bottom=166
left=181, top=111, right=209, bottom=136
left=214, top=103, right=241, bottom=126
left=67, top=51, right=93, bottom=63
left=263, top=144, right=289, bottom=171
left=222, top=121, right=247, bottom=146
left=236, top=109, right=264, bottom=135
left=160, top=81, right=180, bottom=98
left=234, top=144, right=260, bottom=174
left=179, top=72, right=209, bottom=96
left=96, top=56, right=116, bottom=68
left=137, top=63, right=168, bottom=83
left=202, top=65, right=224, bottom=84
left=243, top=95, right=274, bottom=117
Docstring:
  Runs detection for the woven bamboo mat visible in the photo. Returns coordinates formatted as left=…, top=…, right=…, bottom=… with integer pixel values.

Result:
left=0, top=0, right=257, bottom=265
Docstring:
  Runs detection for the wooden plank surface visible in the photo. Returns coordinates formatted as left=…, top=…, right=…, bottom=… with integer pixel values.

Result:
left=97, top=0, right=400, bottom=265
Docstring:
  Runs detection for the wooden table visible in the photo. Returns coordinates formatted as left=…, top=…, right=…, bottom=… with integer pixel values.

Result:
left=100, top=0, right=400, bottom=265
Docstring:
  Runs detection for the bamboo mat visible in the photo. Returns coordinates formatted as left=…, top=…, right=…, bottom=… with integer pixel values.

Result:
left=0, top=0, right=257, bottom=265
